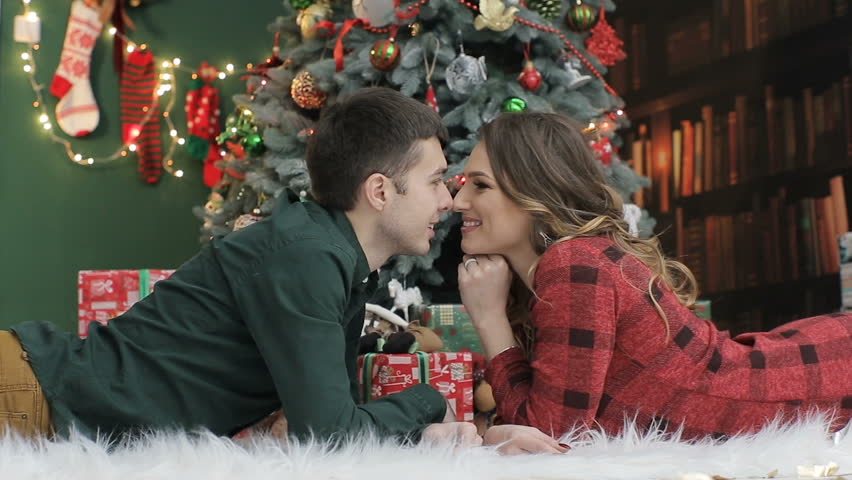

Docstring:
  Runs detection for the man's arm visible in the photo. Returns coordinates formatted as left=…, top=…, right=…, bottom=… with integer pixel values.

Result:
left=238, top=239, right=447, bottom=439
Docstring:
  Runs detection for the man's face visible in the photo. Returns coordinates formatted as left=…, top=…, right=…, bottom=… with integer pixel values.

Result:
left=381, top=137, right=453, bottom=256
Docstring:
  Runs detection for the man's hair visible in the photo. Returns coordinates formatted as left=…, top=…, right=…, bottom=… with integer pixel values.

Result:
left=306, top=87, right=448, bottom=210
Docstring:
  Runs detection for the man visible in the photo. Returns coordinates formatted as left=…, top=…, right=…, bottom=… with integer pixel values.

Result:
left=0, top=87, right=478, bottom=445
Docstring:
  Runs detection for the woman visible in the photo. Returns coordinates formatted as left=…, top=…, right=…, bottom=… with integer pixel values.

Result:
left=456, top=111, right=852, bottom=444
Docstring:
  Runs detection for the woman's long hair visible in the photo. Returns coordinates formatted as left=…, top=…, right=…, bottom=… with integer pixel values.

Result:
left=478, top=112, right=698, bottom=344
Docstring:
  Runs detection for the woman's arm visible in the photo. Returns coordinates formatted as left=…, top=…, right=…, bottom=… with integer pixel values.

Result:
left=485, top=244, right=618, bottom=438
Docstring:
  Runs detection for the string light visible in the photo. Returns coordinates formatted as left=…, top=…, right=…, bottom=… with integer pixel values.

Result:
left=14, top=0, right=254, bottom=179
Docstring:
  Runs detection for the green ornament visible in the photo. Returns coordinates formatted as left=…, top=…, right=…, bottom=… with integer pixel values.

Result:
left=527, top=0, right=562, bottom=20
left=565, top=2, right=598, bottom=32
left=501, top=97, right=527, bottom=112
left=290, top=0, right=315, bottom=9
left=242, top=132, right=266, bottom=156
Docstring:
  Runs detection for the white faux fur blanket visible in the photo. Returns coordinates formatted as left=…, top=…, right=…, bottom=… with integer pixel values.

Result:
left=2, top=418, right=850, bottom=480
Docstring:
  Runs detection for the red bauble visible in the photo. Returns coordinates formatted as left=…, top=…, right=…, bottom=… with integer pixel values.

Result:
left=517, top=60, right=543, bottom=92
left=370, top=39, right=401, bottom=71
left=590, top=136, right=613, bottom=165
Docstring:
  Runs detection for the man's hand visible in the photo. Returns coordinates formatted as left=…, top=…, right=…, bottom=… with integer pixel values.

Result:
left=483, top=425, right=568, bottom=455
left=421, top=422, right=483, bottom=448
left=443, top=398, right=457, bottom=422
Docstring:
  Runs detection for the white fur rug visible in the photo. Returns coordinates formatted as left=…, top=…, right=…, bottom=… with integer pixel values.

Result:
left=2, top=418, right=850, bottom=480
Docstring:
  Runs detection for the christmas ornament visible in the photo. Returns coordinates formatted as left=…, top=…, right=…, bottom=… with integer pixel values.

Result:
left=185, top=62, right=223, bottom=187
left=290, top=70, right=328, bottom=109
left=290, top=0, right=315, bottom=9
left=242, top=132, right=266, bottom=156
left=410, top=22, right=422, bottom=36
left=51, top=0, right=102, bottom=137
left=423, top=37, right=441, bottom=113
left=205, top=192, right=224, bottom=215
left=501, top=97, right=527, bottom=112
left=518, top=60, right=543, bottom=91
left=585, top=7, right=627, bottom=66
left=564, top=56, right=593, bottom=89
left=474, top=0, right=518, bottom=31
left=217, top=109, right=263, bottom=159
left=565, top=1, right=598, bottom=32
left=297, top=0, right=332, bottom=39
left=120, top=49, right=162, bottom=184
left=352, top=0, right=396, bottom=27
left=527, top=0, right=561, bottom=20
left=445, top=45, right=487, bottom=96
left=590, top=136, right=613, bottom=165
left=370, top=38, right=401, bottom=71
left=233, top=212, right=265, bottom=231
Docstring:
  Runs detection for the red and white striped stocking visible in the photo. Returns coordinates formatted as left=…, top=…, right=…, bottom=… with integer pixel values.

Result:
left=120, top=49, right=163, bottom=184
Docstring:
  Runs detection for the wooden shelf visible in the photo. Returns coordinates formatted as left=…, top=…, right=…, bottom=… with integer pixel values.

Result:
left=624, top=15, right=852, bottom=119
left=702, top=272, right=840, bottom=299
left=673, top=159, right=852, bottom=217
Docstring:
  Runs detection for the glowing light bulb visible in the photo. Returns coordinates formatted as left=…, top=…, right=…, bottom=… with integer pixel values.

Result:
left=87, top=158, right=94, bottom=165
left=74, top=154, right=82, bottom=162
left=226, top=64, right=234, bottom=73
left=161, top=61, right=171, bottom=68
left=173, top=58, right=181, bottom=66
left=108, top=27, right=117, bottom=35
left=127, top=45, right=136, bottom=53
left=21, top=52, right=30, bottom=60
left=177, top=138, right=186, bottom=145
left=616, top=109, right=624, bottom=116
left=175, top=170, right=185, bottom=178
left=129, top=144, right=138, bottom=152
left=170, top=129, right=177, bottom=137
left=218, top=72, right=226, bottom=80
left=42, top=123, right=51, bottom=130
left=23, top=65, right=32, bottom=73
left=39, top=114, right=48, bottom=123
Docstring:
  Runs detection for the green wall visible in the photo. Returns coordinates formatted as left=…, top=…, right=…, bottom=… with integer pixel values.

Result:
left=0, top=0, right=286, bottom=331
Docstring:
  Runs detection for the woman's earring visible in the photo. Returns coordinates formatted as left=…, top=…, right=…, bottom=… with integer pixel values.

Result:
left=538, top=230, right=553, bottom=248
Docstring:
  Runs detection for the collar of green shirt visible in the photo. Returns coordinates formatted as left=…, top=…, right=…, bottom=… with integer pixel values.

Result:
left=328, top=207, right=379, bottom=292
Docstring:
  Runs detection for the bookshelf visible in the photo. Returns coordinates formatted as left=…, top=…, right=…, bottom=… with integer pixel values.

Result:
left=613, top=0, right=852, bottom=334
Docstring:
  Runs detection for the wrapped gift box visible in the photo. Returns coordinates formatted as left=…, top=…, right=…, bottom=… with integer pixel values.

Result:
left=358, top=352, right=475, bottom=422
left=78, top=269, right=174, bottom=338
left=422, top=304, right=483, bottom=354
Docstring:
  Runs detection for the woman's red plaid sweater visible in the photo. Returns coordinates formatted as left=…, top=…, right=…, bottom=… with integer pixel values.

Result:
left=485, top=236, right=852, bottom=439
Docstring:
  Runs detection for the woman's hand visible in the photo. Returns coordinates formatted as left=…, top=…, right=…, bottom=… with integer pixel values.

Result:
left=483, top=424, right=568, bottom=455
left=458, top=254, right=513, bottom=329
left=458, top=255, right=517, bottom=359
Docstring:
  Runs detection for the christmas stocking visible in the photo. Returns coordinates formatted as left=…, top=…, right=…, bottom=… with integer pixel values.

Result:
left=120, top=49, right=163, bottom=184
left=185, top=63, right=223, bottom=187
left=52, top=0, right=103, bottom=137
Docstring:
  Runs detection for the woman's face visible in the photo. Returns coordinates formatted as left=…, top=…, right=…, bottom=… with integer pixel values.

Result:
left=453, top=143, right=534, bottom=257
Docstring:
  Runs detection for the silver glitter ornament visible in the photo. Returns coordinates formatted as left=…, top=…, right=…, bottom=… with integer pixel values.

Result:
left=445, top=50, right=487, bottom=96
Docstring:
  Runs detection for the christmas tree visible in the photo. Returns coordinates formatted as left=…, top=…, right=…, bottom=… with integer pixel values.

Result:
left=195, top=0, right=652, bottom=304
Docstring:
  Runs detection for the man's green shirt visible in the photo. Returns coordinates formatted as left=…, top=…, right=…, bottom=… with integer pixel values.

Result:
left=11, top=200, right=446, bottom=440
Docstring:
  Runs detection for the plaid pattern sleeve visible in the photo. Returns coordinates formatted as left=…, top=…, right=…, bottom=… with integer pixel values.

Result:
left=485, top=240, right=616, bottom=437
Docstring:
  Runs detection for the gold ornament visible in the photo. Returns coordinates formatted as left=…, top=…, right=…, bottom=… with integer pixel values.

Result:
left=297, top=0, right=332, bottom=39
left=473, top=0, right=518, bottom=32
left=410, top=22, right=422, bottom=36
left=291, top=70, right=328, bottom=109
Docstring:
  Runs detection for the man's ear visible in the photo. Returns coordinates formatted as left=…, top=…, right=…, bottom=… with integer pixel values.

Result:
left=362, top=173, right=390, bottom=211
